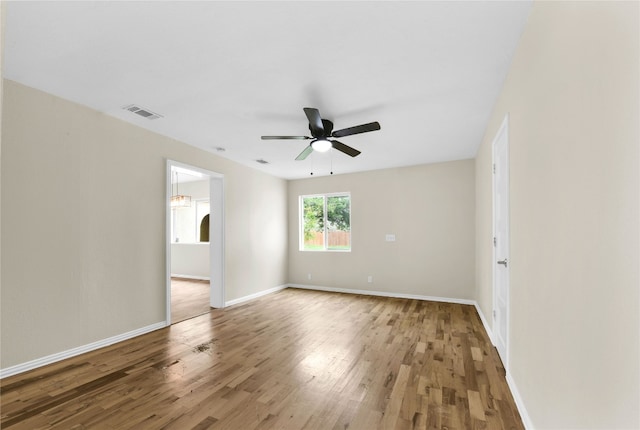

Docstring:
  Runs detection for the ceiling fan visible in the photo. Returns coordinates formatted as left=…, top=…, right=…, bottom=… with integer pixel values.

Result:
left=261, top=107, right=381, bottom=160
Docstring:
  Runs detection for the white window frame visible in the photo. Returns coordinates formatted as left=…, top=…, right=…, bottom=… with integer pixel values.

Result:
left=299, top=192, right=351, bottom=252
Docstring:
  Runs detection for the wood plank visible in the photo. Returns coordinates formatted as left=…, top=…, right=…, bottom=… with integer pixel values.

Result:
left=467, top=389, right=486, bottom=421
left=380, top=363, right=411, bottom=429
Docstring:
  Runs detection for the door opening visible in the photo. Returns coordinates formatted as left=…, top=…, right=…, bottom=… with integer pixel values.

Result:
left=166, top=160, right=225, bottom=325
left=492, top=114, right=510, bottom=366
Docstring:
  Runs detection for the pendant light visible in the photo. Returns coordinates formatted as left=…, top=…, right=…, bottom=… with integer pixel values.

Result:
left=171, top=171, right=192, bottom=208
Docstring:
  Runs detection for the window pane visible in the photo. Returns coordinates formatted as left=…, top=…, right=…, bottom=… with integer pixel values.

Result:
left=302, top=196, right=324, bottom=250
left=327, top=195, right=350, bottom=250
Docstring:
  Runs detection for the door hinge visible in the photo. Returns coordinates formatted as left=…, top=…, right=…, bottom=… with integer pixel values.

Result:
left=493, top=163, right=496, bottom=174
left=493, top=237, right=497, bottom=247
left=493, top=310, right=497, bottom=319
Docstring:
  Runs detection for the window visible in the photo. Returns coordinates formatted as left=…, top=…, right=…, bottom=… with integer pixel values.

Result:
left=300, top=193, right=351, bottom=251
left=172, top=199, right=210, bottom=243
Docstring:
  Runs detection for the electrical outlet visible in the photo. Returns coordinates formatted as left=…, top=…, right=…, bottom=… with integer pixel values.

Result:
left=367, top=276, right=373, bottom=283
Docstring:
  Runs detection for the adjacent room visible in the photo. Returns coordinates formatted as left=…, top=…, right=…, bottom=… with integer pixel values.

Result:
left=169, top=166, right=212, bottom=323
left=1, top=1, right=638, bottom=429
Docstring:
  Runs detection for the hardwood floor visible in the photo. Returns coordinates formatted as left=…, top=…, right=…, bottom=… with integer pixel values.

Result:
left=171, top=278, right=211, bottom=324
left=0, top=288, right=524, bottom=429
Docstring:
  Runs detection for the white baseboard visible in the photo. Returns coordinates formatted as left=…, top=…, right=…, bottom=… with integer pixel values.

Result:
left=507, top=371, right=534, bottom=429
left=0, top=322, right=166, bottom=379
left=225, top=284, right=288, bottom=307
left=288, top=283, right=477, bottom=306
left=473, top=305, right=532, bottom=429
left=171, top=274, right=210, bottom=281
left=474, top=303, right=495, bottom=345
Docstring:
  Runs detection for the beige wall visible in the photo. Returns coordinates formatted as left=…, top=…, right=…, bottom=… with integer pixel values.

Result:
left=288, top=160, right=475, bottom=300
left=1, top=2, right=5, bottom=339
left=0, top=80, right=288, bottom=369
left=476, top=1, right=639, bottom=428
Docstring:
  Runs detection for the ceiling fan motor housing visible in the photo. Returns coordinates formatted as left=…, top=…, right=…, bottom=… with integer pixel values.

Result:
left=309, top=119, right=334, bottom=138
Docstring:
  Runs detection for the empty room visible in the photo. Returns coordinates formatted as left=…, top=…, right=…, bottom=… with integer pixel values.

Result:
left=0, top=1, right=638, bottom=429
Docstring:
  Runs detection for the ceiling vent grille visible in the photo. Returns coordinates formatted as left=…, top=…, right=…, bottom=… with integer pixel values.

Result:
left=122, top=104, right=163, bottom=120
left=256, top=159, right=269, bottom=164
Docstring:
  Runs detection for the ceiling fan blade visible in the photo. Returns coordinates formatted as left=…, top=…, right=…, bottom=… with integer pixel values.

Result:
left=261, top=136, right=310, bottom=140
left=332, top=121, right=381, bottom=138
left=295, top=145, right=314, bottom=160
left=303, top=107, right=325, bottom=137
left=331, top=140, right=361, bottom=157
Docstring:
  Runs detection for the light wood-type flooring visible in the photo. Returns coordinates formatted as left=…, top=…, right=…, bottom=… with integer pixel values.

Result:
left=1, top=288, right=524, bottom=429
left=171, top=278, right=211, bottom=324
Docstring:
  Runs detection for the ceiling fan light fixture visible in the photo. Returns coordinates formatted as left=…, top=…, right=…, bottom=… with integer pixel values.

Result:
left=311, top=139, right=332, bottom=153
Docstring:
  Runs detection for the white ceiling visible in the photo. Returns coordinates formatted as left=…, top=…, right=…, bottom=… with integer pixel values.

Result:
left=4, top=1, right=531, bottom=180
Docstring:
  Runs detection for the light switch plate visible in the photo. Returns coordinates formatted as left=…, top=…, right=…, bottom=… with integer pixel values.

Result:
left=385, top=234, right=396, bottom=242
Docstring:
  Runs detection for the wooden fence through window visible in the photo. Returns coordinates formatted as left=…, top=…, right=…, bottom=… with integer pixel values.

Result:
left=306, top=231, right=350, bottom=247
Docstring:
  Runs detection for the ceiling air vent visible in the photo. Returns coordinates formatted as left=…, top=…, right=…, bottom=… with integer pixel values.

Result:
left=256, top=159, right=269, bottom=164
left=122, top=104, right=163, bottom=120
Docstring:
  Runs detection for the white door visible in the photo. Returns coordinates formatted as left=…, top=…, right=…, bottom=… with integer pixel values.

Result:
left=493, top=115, right=510, bottom=365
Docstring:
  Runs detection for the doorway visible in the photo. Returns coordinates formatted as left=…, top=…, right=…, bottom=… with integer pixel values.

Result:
left=492, top=114, right=510, bottom=366
left=166, top=160, right=225, bottom=326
